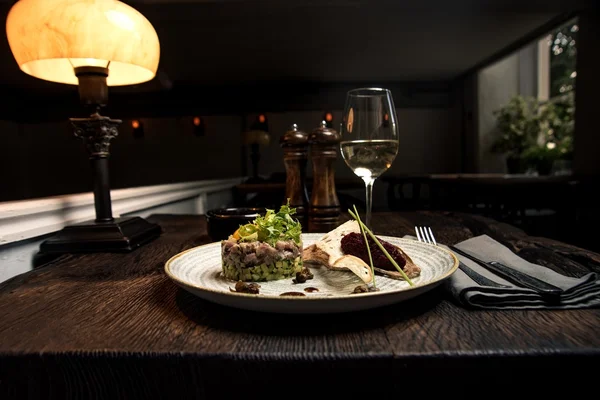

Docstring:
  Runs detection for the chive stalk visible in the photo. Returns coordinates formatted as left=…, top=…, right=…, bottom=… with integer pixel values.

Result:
left=352, top=205, right=376, bottom=289
left=348, top=209, right=414, bottom=286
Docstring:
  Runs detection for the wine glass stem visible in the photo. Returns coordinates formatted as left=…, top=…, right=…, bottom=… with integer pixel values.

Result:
left=363, top=178, right=375, bottom=229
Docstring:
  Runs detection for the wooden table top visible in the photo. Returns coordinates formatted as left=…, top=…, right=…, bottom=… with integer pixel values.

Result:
left=1, top=212, right=599, bottom=398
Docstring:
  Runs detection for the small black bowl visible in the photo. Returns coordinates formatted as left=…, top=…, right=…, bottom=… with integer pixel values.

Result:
left=206, top=207, right=266, bottom=242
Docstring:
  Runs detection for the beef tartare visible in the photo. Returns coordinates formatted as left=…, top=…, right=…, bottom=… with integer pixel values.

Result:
left=221, top=203, right=303, bottom=282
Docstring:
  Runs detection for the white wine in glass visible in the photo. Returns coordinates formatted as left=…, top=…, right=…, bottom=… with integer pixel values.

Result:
left=340, top=88, right=398, bottom=228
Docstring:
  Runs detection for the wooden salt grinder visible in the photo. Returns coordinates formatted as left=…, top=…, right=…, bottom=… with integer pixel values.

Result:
left=308, top=120, right=341, bottom=232
left=280, top=124, right=309, bottom=219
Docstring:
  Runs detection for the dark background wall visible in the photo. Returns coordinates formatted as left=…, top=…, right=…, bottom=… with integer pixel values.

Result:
left=0, top=0, right=597, bottom=204
left=0, top=115, right=243, bottom=202
left=0, top=101, right=460, bottom=202
left=245, top=106, right=461, bottom=179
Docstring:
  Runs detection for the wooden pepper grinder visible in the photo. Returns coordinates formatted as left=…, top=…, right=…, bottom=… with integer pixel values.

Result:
left=280, top=124, right=309, bottom=220
left=308, top=120, right=341, bottom=232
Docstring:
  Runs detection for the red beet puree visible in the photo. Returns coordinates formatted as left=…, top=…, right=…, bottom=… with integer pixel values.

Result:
left=340, top=233, right=406, bottom=271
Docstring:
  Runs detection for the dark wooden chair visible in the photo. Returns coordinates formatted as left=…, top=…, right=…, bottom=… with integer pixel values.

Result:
left=383, top=174, right=582, bottom=247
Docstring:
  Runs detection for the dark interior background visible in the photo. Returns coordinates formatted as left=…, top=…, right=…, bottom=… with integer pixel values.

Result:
left=2, top=0, right=589, bottom=120
left=0, top=0, right=597, bottom=208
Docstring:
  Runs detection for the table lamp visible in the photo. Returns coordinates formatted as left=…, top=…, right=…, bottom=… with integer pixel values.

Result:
left=5, top=0, right=162, bottom=253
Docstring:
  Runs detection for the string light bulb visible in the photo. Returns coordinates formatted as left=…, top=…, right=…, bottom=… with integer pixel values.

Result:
left=323, top=112, right=333, bottom=128
left=131, top=119, right=144, bottom=138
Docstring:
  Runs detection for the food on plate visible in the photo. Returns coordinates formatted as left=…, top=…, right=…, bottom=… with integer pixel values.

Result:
left=302, top=220, right=421, bottom=283
left=293, top=267, right=314, bottom=284
left=221, top=203, right=303, bottom=282
left=280, top=292, right=306, bottom=297
left=301, top=221, right=374, bottom=283
left=341, top=233, right=421, bottom=279
left=230, top=281, right=261, bottom=294
left=352, top=284, right=380, bottom=294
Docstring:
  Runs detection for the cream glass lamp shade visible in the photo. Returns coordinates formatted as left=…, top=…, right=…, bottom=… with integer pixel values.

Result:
left=6, top=0, right=160, bottom=86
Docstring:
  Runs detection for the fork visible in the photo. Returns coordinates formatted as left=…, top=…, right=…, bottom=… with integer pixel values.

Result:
left=415, top=226, right=510, bottom=288
left=415, top=226, right=563, bottom=296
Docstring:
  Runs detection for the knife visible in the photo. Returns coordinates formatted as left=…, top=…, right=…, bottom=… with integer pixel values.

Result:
left=449, top=245, right=563, bottom=297
left=458, top=262, right=510, bottom=288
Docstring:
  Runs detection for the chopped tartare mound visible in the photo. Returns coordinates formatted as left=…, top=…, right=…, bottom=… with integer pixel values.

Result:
left=221, top=202, right=304, bottom=282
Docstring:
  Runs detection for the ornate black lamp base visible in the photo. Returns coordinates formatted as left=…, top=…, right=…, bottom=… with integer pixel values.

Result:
left=39, top=217, right=161, bottom=254
left=35, top=67, right=162, bottom=258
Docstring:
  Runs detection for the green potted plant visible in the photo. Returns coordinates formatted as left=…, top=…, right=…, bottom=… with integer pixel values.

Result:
left=490, top=95, right=540, bottom=173
left=521, top=91, right=575, bottom=175
left=521, top=145, right=560, bottom=175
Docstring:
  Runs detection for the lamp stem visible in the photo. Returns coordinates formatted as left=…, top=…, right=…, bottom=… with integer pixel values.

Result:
left=71, top=112, right=121, bottom=223
left=92, top=156, right=113, bottom=222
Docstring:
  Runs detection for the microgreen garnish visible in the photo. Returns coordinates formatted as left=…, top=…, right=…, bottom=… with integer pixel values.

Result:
left=348, top=208, right=414, bottom=286
left=237, top=200, right=302, bottom=246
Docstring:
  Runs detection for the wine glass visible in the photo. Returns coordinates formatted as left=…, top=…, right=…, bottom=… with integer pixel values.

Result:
left=340, top=88, right=398, bottom=228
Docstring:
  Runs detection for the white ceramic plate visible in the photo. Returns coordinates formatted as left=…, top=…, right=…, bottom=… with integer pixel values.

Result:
left=164, top=233, right=459, bottom=314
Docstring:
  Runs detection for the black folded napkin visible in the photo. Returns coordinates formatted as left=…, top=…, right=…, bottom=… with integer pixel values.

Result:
left=404, top=234, right=600, bottom=310
left=443, top=235, right=599, bottom=309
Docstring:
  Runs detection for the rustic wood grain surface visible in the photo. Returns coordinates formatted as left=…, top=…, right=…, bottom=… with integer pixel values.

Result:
left=1, top=212, right=599, bottom=399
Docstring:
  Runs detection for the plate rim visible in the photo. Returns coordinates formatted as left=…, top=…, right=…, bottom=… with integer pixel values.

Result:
left=164, top=234, right=459, bottom=301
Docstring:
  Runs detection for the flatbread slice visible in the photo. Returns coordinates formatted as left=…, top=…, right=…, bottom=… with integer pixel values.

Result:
left=333, top=255, right=373, bottom=283
left=301, top=243, right=330, bottom=266
left=302, top=220, right=421, bottom=282
left=313, top=220, right=361, bottom=270
left=302, top=221, right=372, bottom=283
left=303, top=244, right=373, bottom=283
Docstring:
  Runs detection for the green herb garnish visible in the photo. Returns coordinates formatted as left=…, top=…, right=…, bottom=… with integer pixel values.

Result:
left=352, top=205, right=376, bottom=289
left=348, top=208, right=414, bottom=286
left=236, top=200, right=302, bottom=246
